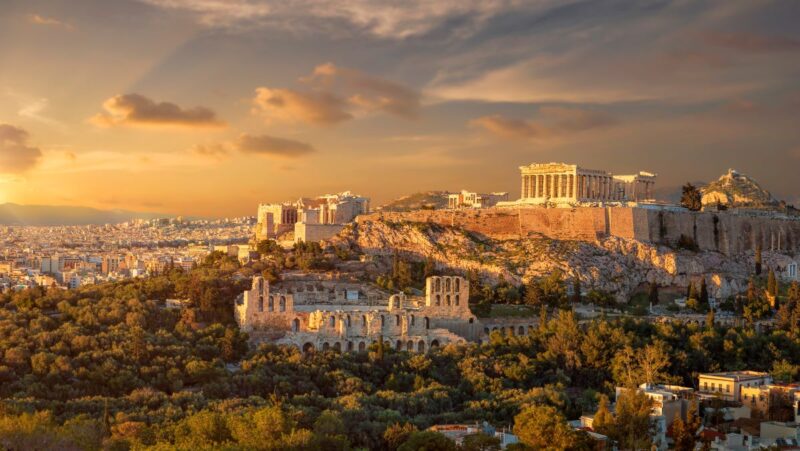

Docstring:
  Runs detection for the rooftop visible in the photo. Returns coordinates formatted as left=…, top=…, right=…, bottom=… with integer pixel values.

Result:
left=700, top=371, right=771, bottom=381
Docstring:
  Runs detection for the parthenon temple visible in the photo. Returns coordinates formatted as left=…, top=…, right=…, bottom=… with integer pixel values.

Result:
left=518, top=162, right=656, bottom=204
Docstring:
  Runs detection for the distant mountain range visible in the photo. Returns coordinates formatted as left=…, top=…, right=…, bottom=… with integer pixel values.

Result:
left=0, top=203, right=172, bottom=226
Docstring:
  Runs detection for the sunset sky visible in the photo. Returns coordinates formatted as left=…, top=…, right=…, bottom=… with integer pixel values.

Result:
left=1, top=0, right=799, bottom=217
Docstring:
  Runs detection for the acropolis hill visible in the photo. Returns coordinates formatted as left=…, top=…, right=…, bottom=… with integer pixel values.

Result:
left=362, top=206, right=800, bottom=255
left=324, top=163, right=800, bottom=303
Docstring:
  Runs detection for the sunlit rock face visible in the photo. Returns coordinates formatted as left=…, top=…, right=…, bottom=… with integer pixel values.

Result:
left=333, top=216, right=797, bottom=303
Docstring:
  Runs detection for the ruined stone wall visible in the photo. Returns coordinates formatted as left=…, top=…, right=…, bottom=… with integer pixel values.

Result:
left=361, top=207, right=800, bottom=254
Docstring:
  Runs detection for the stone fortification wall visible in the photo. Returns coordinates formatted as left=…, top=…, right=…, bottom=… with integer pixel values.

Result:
left=361, top=207, right=800, bottom=254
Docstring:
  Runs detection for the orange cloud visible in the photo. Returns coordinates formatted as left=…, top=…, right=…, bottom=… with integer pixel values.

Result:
left=251, top=63, right=419, bottom=125
left=191, top=134, right=316, bottom=160
left=28, top=14, right=73, bottom=30
left=89, top=94, right=225, bottom=129
left=0, top=124, right=43, bottom=174
left=251, top=88, right=352, bottom=125
left=236, top=134, right=315, bottom=158
left=470, top=107, right=617, bottom=139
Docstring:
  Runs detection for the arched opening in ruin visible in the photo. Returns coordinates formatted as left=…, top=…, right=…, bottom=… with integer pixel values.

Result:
left=292, top=318, right=300, bottom=332
left=269, top=296, right=274, bottom=312
left=333, top=342, right=342, bottom=352
left=455, top=295, right=460, bottom=306
left=302, top=342, right=315, bottom=353
left=396, top=340, right=402, bottom=350
left=445, top=295, right=451, bottom=306
left=395, top=315, right=401, bottom=326
left=258, top=297, right=264, bottom=312
left=346, top=315, right=351, bottom=327
left=435, top=278, right=441, bottom=291
left=418, top=341, right=425, bottom=353
left=435, top=295, right=441, bottom=306
left=406, top=340, right=414, bottom=351
left=492, top=327, right=498, bottom=332
left=469, top=318, right=474, bottom=324
left=430, top=340, right=440, bottom=348
left=410, top=315, right=415, bottom=326
left=484, top=327, right=490, bottom=335
left=518, top=326, right=525, bottom=336
left=358, top=341, right=366, bottom=352
left=347, top=341, right=354, bottom=352
left=424, top=317, right=430, bottom=329
left=455, top=278, right=460, bottom=291
left=445, top=278, right=451, bottom=291
left=279, top=296, right=286, bottom=312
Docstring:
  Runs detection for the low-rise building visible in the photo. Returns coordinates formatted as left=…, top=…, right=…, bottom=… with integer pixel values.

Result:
left=699, top=371, right=773, bottom=402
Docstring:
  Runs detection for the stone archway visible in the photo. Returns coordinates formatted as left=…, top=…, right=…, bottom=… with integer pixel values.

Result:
left=396, top=340, right=403, bottom=350
left=518, top=326, right=525, bottom=336
left=358, top=341, right=366, bottom=352
left=333, top=342, right=342, bottom=352
left=322, top=342, right=330, bottom=351
left=418, top=341, right=426, bottom=353
left=302, top=342, right=315, bottom=353
left=292, top=318, right=300, bottom=332
left=406, top=340, right=414, bottom=351
left=347, top=341, right=354, bottom=352
left=430, top=339, right=440, bottom=348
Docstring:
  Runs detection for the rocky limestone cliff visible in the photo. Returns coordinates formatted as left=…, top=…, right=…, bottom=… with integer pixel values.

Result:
left=702, top=169, right=778, bottom=209
left=332, top=217, right=796, bottom=303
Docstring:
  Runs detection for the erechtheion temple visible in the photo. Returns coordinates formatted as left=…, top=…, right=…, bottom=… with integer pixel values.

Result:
left=234, top=275, right=534, bottom=352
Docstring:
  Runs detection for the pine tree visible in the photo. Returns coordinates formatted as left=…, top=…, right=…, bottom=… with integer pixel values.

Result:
left=699, top=277, right=709, bottom=306
left=681, top=183, right=703, bottom=211
left=767, top=268, right=778, bottom=297
left=377, top=334, right=385, bottom=360
left=571, top=278, right=582, bottom=304
left=755, top=244, right=763, bottom=275
left=688, top=282, right=698, bottom=301
left=648, top=283, right=659, bottom=305
left=706, top=309, right=715, bottom=329
left=592, top=395, right=613, bottom=437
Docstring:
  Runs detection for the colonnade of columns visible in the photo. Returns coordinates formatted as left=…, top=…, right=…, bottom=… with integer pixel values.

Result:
left=521, top=173, right=622, bottom=201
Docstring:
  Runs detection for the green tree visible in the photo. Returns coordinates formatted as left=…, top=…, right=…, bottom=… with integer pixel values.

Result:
left=755, top=244, right=763, bottom=275
left=680, top=183, right=702, bottom=211
left=592, top=395, right=613, bottom=437
left=767, top=268, right=778, bottom=297
left=384, top=423, right=418, bottom=451
left=513, top=404, right=577, bottom=450
left=612, top=389, right=654, bottom=450
left=699, top=277, right=709, bottom=306
left=648, top=283, right=659, bottom=305
left=671, top=402, right=701, bottom=451
left=571, top=278, right=582, bottom=304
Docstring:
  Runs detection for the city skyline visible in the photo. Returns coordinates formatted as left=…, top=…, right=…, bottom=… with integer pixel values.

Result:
left=1, top=0, right=800, bottom=217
